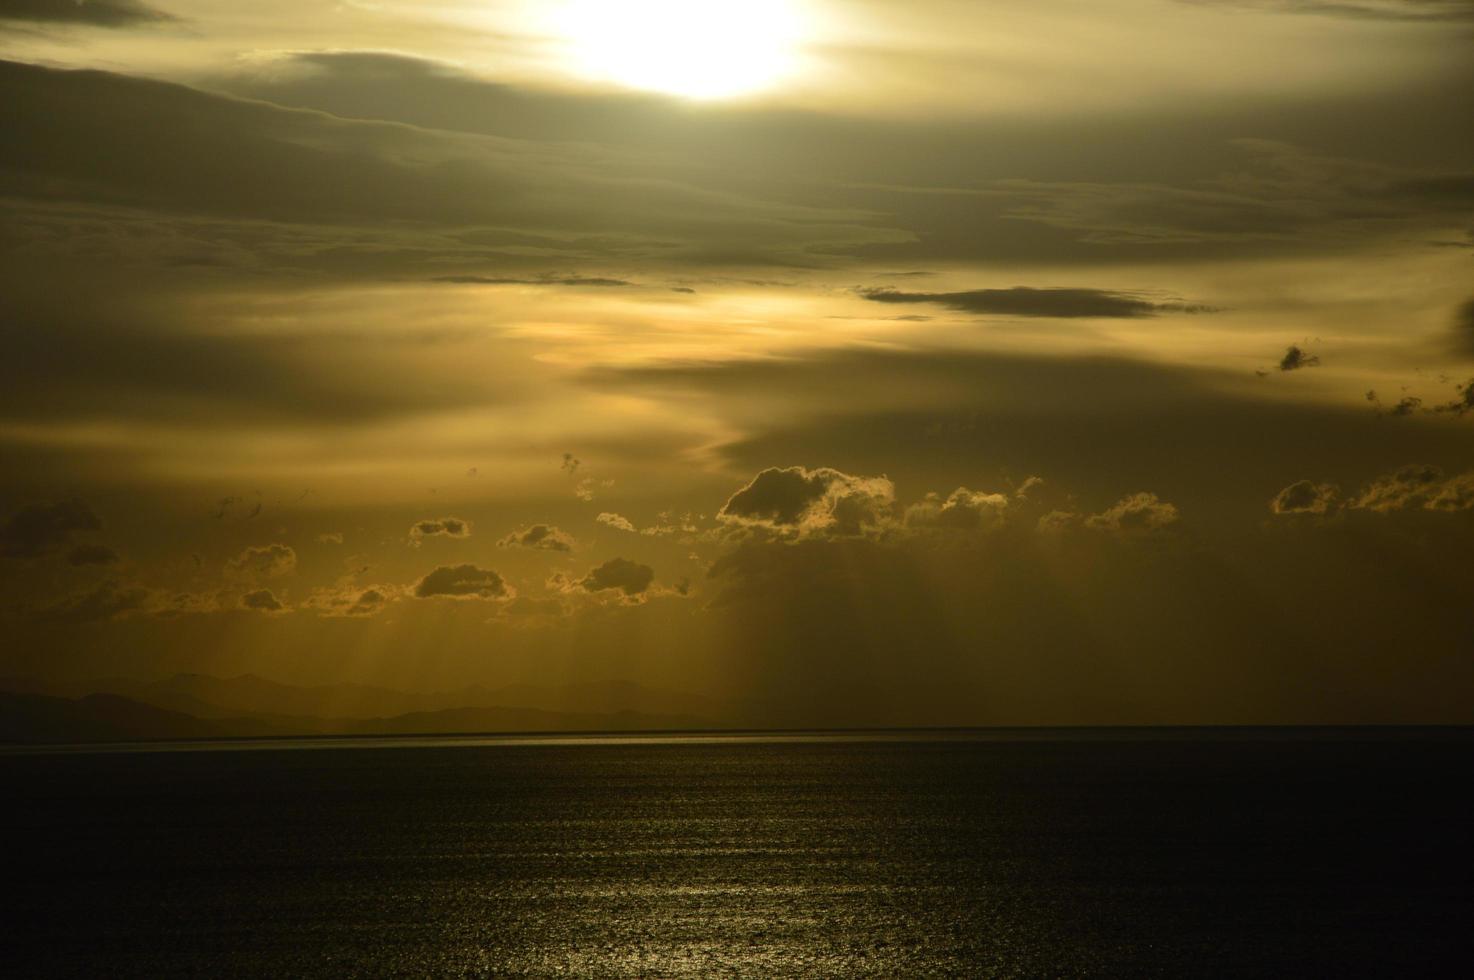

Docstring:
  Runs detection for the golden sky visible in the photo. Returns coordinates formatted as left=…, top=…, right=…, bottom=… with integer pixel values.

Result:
left=1, top=0, right=1472, bottom=724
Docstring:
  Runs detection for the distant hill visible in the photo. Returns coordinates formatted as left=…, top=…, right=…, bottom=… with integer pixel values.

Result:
left=0, top=672, right=741, bottom=725
left=0, top=691, right=253, bottom=744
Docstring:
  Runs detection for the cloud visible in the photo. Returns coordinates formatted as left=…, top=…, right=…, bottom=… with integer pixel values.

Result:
left=409, top=517, right=471, bottom=545
left=241, top=589, right=285, bottom=613
left=595, top=511, right=693, bottom=537
left=316, top=532, right=344, bottom=545
left=597, top=512, right=639, bottom=533
left=226, top=544, right=297, bottom=579
left=858, top=286, right=1201, bottom=319
left=498, top=524, right=576, bottom=552
left=1177, top=0, right=1474, bottom=21
left=903, top=488, right=1011, bottom=531
left=1432, top=379, right=1474, bottom=416
left=575, top=557, right=656, bottom=597
left=1084, top=492, right=1181, bottom=533
left=719, top=466, right=896, bottom=537
left=432, top=276, right=633, bottom=287
left=1452, top=299, right=1474, bottom=356
left=0, top=0, right=173, bottom=26
left=575, top=478, right=614, bottom=501
left=0, top=499, right=101, bottom=559
left=1351, top=464, right=1474, bottom=513
left=0, top=60, right=903, bottom=275
left=66, top=543, right=119, bottom=566
left=501, top=596, right=566, bottom=619
left=37, top=579, right=150, bottom=624
left=301, top=585, right=396, bottom=618
left=1279, top=345, right=1321, bottom=371
left=962, top=140, right=1474, bottom=259
left=1270, top=480, right=1340, bottom=515
left=414, top=564, right=511, bottom=599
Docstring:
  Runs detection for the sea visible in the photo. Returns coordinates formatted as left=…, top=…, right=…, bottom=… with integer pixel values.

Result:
left=3, top=730, right=1471, bottom=977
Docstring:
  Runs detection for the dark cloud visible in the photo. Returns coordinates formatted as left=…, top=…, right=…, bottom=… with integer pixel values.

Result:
left=1270, top=480, right=1340, bottom=515
left=1452, top=299, right=1474, bottom=357
left=414, top=564, right=509, bottom=599
left=858, top=286, right=1200, bottom=319
left=66, top=543, right=119, bottom=566
left=198, top=51, right=1474, bottom=274
left=433, top=276, right=634, bottom=288
left=1178, top=0, right=1474, bottom=21
left=0, top=60, right=900, bottom=273
left=1432, top=378, right=1474, bottom=416
left=410, top=518, right=471, bottom=544
left=0, top=499, right=101, bottom=559
left=226, top=544, right=296, bottom=579
left=498, top=524, right=575, bottom=552
left=1351, top=464, right=1474, bottom=512
left=241, top=589, right=285, bottom=613
left=719, top=466, right=896, bottom=537
left=303, top=585, right=394, bottom=618
left=1279, top=345, right=1321, bottom=371
left=0, top=0, right=173, bottom=26
left=1366, top=390, right=1424, bottom=417
left=1083, top=492, right=1181, bottom=533
left=37, top=579, right=149, bottom=624
left=577, top=557, right=655, bottom=596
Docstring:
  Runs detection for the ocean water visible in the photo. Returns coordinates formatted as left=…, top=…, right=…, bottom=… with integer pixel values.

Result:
left=3, top=731, right=1472, bottom=977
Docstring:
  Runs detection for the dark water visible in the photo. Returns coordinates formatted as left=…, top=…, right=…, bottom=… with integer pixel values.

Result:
left=3, top=731, right=1472, bottom=977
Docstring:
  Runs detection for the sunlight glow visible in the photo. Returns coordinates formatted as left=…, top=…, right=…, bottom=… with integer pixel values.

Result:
left=551, top=0, right=807, bottom=99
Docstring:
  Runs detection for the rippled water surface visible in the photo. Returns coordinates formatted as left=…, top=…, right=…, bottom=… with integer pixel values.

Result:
left=4, top=732, right=1472, bottom=976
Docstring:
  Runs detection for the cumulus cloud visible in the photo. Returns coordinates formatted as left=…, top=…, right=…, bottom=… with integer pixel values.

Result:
left=0, top=0, right=174, bottom=26
left=317, top=532, right=344, bottom=545
left=241, top=589, right=285, bottom=613
left=301, top=584, right=396, bottom=618
left=226, top=543, right=296, bottom=579
left=498, top=524, right=575, bottom=552
left=597, top=512, right=692, bottom=537
left=414, top=564, right=510, bottom=599
left=597, top=512, right=639, bottom=533
left=858, top=286, right=1206, bottom=319
left=904, top=488, right=1011, bottom=531
left=1084, top=492, right=1181, bottom=533
left=1352, top=464, right=1474, bottom=513
left=575, top=478, right=613, bottom=501
left=409, top=517, right=471, bottom=545
left=0, top=499, right=101, bottom=559
left=719, top=466, right=896, bottom=537
left=1270, top=480, right=1340, bottom=515
left=575, top=557, right=656, bottom=597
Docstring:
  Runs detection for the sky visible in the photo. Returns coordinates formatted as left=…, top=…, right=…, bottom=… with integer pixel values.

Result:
left=1, top=0, right=1471, bottom=725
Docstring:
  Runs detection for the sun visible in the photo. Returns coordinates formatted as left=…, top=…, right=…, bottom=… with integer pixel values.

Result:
left=550, top=0, right=807, bottom=100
